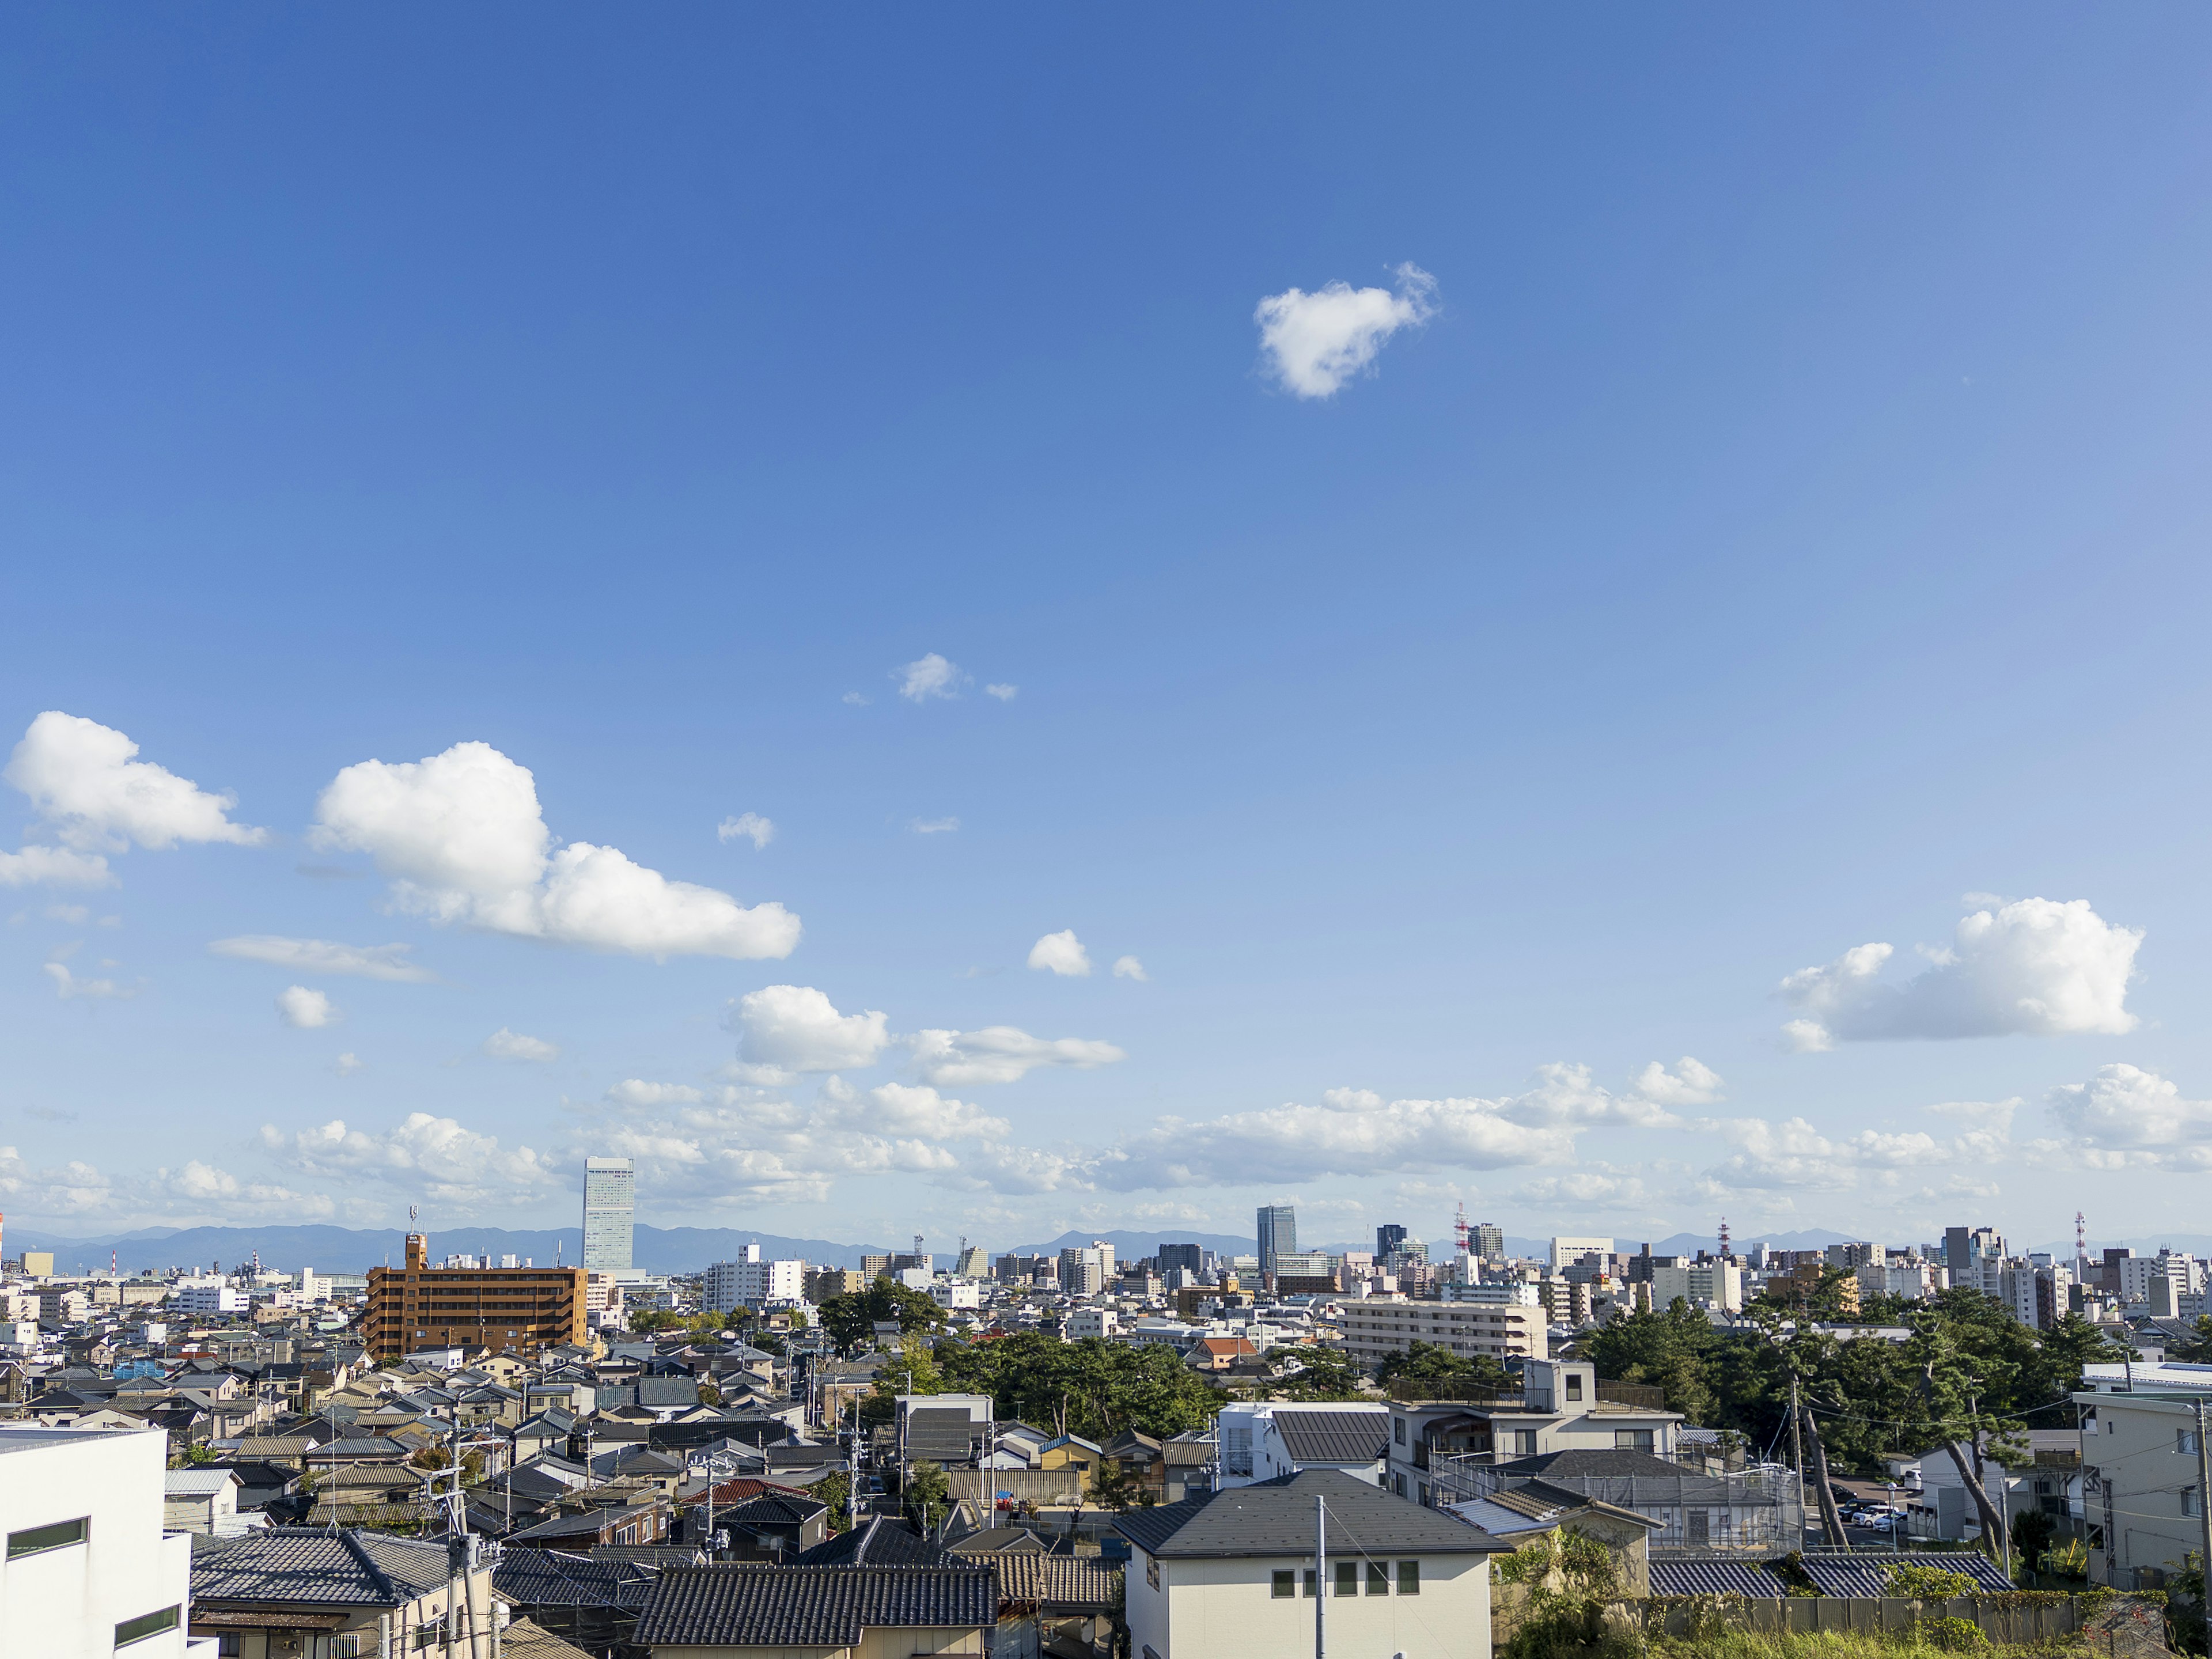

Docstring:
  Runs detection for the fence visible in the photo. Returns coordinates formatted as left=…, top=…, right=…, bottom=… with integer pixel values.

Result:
left=1435, top=1459, right=1804, bottom=1551
left=948, top=1468, right=1083, bottom=1510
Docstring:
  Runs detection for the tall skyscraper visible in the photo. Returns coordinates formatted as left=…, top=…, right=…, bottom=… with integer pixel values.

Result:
left=1473, top=1222, right=1505, bottom=1264
left=1256, top=1205, right=1296, bottom=1277
left=582, top=1157, right=635, bottom=1272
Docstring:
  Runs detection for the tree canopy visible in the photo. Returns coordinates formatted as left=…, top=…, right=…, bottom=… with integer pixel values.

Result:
left=816, top=1277, right=947, bottom=1354
left=924, top=1332, right=1224, bottom=1440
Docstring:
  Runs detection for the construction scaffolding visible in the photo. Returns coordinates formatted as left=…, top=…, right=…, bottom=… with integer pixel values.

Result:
left=1436, top=1456, right=1805, bottom=1552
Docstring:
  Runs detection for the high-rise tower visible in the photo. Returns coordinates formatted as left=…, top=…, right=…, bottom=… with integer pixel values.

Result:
left=582, top=1156, right=636, bottom=1272
left=1256, top=1204, right=1296, bottom=1277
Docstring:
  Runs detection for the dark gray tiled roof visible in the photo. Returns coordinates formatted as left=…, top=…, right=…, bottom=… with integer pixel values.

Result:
left=987, top=1554, right=1122, bottom=1612
left=793, top=1515, right=948, bottom=1567
left=494, top=1549, right=662, bottom=1611
left=1487, top=1449, right=1690, bottom=1480
left=1113, top=1469, right=1511, bottom=1559
left=1798, top=1553, right=2014, bottom=1596
left=1270, top=1408, right=1388, bottom=1466
left=191, top=1528, right=451, bottom=1606
left=1649, top=1559, right=1792, bottom=1596
left=715, top=1491, right=828, bottom=1527
left=635, top=1565, right=996, bottom=1647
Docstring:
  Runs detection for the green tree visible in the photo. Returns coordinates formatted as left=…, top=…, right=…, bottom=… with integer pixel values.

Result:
left=813, top=1470, right=853, bottom=1533
left=2168, top=1316, right=2212, bottom=1364
left=1374, top=1340, right=1513, bottom=1397
left=903, top=1459, right=950, bottom=1531
left=932, top=1332, right=1223, bottom=1440
left=817, top=1278, right=946, bottom=1354
left=1262, top=1347, right=1369, bottom=1400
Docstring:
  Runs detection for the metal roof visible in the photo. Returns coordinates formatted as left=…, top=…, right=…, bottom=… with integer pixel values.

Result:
left=635, top=1565, right=997, bottom=1647
left=1113, top=1469, right=1512, bottom=1560
left=1269, top=1408, right=1388, bottom=1467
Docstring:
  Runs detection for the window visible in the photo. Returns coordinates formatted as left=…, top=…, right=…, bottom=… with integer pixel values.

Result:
left=1687, top=1512, right=1709, bottom=1544
left=217, top=1639, right=243, bottom=1659
left=2186, top=1488, right=2202, bottom=1518
left=7, top=1517, right=87, bottom=1559
left=1394, top=1418, right=1406, bottom=1444
left=115, top=1607, right=181, bottom=1649
left=1302, top=1569, right=1317, bottom=1597
left=1615, top=1429, right=1653, bottom=1452
left=1272, top=1570, right=1296, bottom=1599
left=1513, top=1430, right=1538, bottom=1456
left=2180, top=1429, right=2202, bottom=1455
left=1335, top=1561, right=1358, bottom=1597
left=1565, top=1374, right=1583, bottom=1402
left=1368, top=1561, right=1391, bottom=1594
left=1393, top=1473, right=1407, bottom=1497
left=1397, top=1560, right=1420, bottom=1595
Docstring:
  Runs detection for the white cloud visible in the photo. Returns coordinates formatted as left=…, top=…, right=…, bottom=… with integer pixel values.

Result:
left=984, top=684, right=1018, bottom=701
left=2046, top=1064, right=2212, bottom=1171
left=263, top=1113, right=563, bottom=1206
left=910, top=1025, right=1126, bottom=1087
left=897, top=653, right=966, bottom=702
left=605, top=1080, right=706, bottom=1107
left=1254, top=263, right=1438, bottom=399
left=6, top=711, right=265, bottom=853
left=484, top=1028, right=559, bottom=1062
left=45, top=960, right=131, bottom=999
left=909, top=817, right=960, bottom=835
left=277, top=986, right=338, bottom=1028
left=726, top=985, right=892, bottom=1082
left=1627, top=1056, right=1725, bottom=1108
left=718, top=813, right=774, bottom=849
left=0, top=846, right=116, bottom=888
left=1111, top=955, right=1148, bottom=982
left=335, top=1052, right=365, bottom=1075
left=209, top=935, right=436, bottom=983
left=312, top=740, right=799, bottom=960
left=1698, top=1107, right=2016, bottom=1192
left=1512, top=1172, right=1653, bottom=1209
left=1028, top=930, right=1091, bottom=976
left=1779, top=897, right=2140, bottom=1048
left=844, top=1083, right=1009, bottom=1141
left=842, top=691, right=870, bottom=707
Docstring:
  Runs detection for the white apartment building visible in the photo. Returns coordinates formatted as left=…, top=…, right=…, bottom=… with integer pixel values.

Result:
left=1064, top=1307, right=1119, bottom=1340
left=1339, top=1298, right=1547, bottom=1370
left=1385, top=1359, right=1683, bottom=1509
left=703, top=1245, right=806, bottom=1313
left=0, top=1426, right=191, bottom=1657
left=167, top=1285, right=244, bottom=1316
left=1649, top=1262, right=1744, bottom=1313
left=1550, top=1236, right=1613, bottom=1270
left=1058, top=1245, right=1111, bottom=1296
left=930, top=1279, right=983, bottom=1311
left=2078, top=1361, right=2212, bottom=1590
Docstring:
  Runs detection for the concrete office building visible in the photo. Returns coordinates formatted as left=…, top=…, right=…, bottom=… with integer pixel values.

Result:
left=365, top=1234, right=586, bottom=1362
left=582, top=1156, right=636, bottom=1272
left=1256, top=1205, right=1296, bottom=1277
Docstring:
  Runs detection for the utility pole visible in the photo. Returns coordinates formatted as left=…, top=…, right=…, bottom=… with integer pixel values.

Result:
left=1789, top=1376, right=1806, bottom=1533
left=1315, top=1493, right=1327, bottom=1659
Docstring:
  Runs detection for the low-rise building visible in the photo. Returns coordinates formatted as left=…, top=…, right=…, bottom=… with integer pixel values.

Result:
left=636, top=1562, right=999, bottom=1656
left=1338, top=1298, right=1547, bottom=1371
left=1215, top=1402, right=1389, bottom=1488
left=1116, top=1467, right=1512, bottom=1659
left=0, top=1425, right=192, bottom=1658
left=2078, top=1360, right=2212, bottom=1589
left=190, top=1526, right=497, bottom=1654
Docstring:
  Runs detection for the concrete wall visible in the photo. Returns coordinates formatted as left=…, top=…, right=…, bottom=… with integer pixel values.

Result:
left=1126, top=1548, right=1488, bottom=1659
left=0, top=1427, right=191, bottom=1659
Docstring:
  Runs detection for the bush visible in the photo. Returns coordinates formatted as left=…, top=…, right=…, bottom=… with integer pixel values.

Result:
left=1884, top=1563, right=1975, bottom=1599
left=1910, top=1614, right=1988, bottom=1652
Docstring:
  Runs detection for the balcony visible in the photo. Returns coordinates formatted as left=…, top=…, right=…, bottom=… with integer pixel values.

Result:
left=1594, top=1380, right=1668, bottom=1411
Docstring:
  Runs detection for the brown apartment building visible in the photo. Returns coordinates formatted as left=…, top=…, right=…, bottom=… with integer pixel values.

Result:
left=364, top=1234, right=586, bottom=1362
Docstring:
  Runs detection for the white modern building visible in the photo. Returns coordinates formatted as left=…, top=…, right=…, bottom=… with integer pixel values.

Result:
left=1215, top=1402, right=1390, bottom=1487
left=0, top=1426, right=191, bottom=1657
left=1063, top=1306, right=1118, bottom=1339
left=2078, top=1361, right=2212, bottom=1590
left=582, top=1155, right=637, bottom=1272
left=1338, top=1297, right=1547, bottom=1370
left=1549, top=1236, right=1613, bottom=1270
left=1649, top=1262, right=1744, bottom=1313
left=704, top=1244, right=806, bottom=1313
left=167, top=1285, right=244, bottom=1316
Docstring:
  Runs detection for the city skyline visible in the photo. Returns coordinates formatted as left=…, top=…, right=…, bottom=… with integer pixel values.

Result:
left=10, top=12, right=2212, bottom=1246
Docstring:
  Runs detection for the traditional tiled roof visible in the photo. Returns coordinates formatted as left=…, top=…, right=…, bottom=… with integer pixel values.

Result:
left=635, top=1565, right=997, bottom=1647
left=949, top=1527, right=1047, bottom=1556
left=1269, top=1408, right=1389, bottom=1466
left=1797, top=1552, right=2014, bottom=1596
left=494, top=1548, right=661, bottom=1611
left=793, top=1515, right=948, bottom=1567
left=986, top=1554, right=1122, bottom=1612
left=1116, top=1469, right=1510, bottom=1559
left=715, top=1490, right=828, bottom=1528
left=191, top=1527, right=452, bottom=1606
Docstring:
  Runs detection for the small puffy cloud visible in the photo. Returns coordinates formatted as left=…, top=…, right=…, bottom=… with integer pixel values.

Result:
left=842, top=691, right=870, bottom=707
left=1255, top=263, right=1438, bottom=399
left=909, top=817, right=960, bottom=835
left=984, top=684, right=1018, bottom=701
left=156, top=1161, right=332, bottom=1217
left=263, top=1112, right=563, bottom=1206
left=897, top=653, right=966, bottom=702
left=718, top=813, right=774, bottom=849
left=484, top=1027, right=559, bottom=1062
left=312, top=740, right=798, bottom=960
left=1112, top=955, right=1148, bottom=982
left=2046, top=1064, right=2212, bottom=1171
left=1627, top=1057, right=1725, bottom=1108
left=335, top=1052, right=365, bottom=1075
left=5, top=711, right=265, bottom=851
left=605, top=1080, right=706, bottom=1108
left=1780, top=897, right=2140, bottom=1048
left=844, top=1082, right=1009, bottom=1141
left=726, top=985, right=892, bottom=1081
left=1028, top=930, right=1091, bottom=976
left=1698, top=1107, right=2015, bottom=1192
left=46, top=960, right=131, bottom=999
left=277, top=986, right=338, bottom=1028
left=910, top=1025, right=1126, bottom=1087
left=0, top=846, right=116, bottom=888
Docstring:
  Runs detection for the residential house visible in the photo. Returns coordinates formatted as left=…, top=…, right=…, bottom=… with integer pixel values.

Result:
left=634, top=1563, right=998, bottom=1657
left=1115, top=1467, right=1512, bottom=1659
left=1036, top=1434, right=1104, bottom=1495
left=2078, top=1359, right=2212, bottom=1589
left=978, top=1554, right=1122, bottom=1659
left=1441, top=1448, right=1802, bottom=1552
left=493, top=1549, right=664, bottom=1655
left=1185, top=1335, right=1259, bottom=1374
left=1446, top=1479, right=1661, bottom=1594
left=1214, top=1403, right=1388, bottom=1489
left=505, top=1497, right=670, bottom=1551
left=1385, top=1359, right=1682, bottom=1508
left=793, top=1514, right=950, bottom=1567
left=707, top=1490, right=830, bottom=1560
left=0, top=1425, right=191, bottom=1658
left=188, top=1525, right=495, bottom=1657
left=162, top=1468, right=242, bottom=1535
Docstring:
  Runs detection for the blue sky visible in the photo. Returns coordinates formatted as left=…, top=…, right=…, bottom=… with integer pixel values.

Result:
left=6, top=6, right=2212, bottom=1252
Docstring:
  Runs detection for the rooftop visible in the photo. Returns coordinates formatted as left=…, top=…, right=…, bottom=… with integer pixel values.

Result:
left=1113, top=1468, right=1511, bottom=1559
left=635, top=1565, right=997, bottom=1647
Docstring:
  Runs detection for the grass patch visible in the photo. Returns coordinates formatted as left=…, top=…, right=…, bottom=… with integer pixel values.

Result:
left=1645, top=1636, right=2084, bottom=1659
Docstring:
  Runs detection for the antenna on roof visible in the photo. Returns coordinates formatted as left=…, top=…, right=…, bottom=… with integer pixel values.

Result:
left=2075, top=1210, right=2088, bottom=1267
left=1718, top=1218, right=1732, bottom=1260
